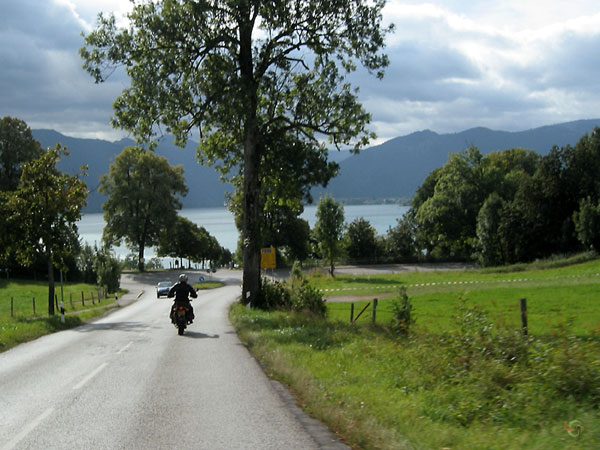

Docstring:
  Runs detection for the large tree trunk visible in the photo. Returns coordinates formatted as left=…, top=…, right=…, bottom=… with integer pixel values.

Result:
left=47, top=257, right=55, bottom=316
left=138, top=244, right=145, bottom=272
left=241, top=101, right=262, bottom=306
left=239, top=10, right=262, bottom=307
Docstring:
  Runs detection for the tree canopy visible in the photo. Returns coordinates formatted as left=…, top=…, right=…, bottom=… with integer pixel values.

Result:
left=406, top=128, right=600, bottom=266
left=314, top=196, right=345, bottom=276
left=80, top=0, right=391, bottom=307
left=4, top=145, right=87, bottom=314
left=99, top=146, right=187, bottom=271
left=346, top=217, right=379, bottom=261
left=0, top=116, right=44, bottom=191
left=157, top=215, right=222, bottom=268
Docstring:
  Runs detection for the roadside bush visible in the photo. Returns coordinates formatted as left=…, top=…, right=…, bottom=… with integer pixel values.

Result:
left=291, top=282, right=326, bottom=316
left=259, top=278, right=291, bottom=310
left=76, top=244, right=97, bottom=284
left=259, top=272, right=327, bottom=316
left=391, top=287, right=414, bottom=336
left=432, top=299, right=600, bottom=427
left=289, top=260, right=303, bottom=288
left=94, top=248, right=121, bottom=292
left=532, top=332, right=600, bottom=404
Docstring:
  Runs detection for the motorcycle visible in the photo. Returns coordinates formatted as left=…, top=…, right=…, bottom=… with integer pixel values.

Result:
left=171, top=301, right=192, bottom=335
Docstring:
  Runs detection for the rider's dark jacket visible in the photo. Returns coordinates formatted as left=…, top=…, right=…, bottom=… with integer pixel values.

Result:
left=168, top=281, right=197, bottom=302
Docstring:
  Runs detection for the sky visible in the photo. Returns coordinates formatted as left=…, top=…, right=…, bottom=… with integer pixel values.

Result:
left=1, top=0, right=600, bottom=145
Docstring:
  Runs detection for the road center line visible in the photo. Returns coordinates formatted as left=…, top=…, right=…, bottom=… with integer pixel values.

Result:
left=73, top=362, right=108, bottom=390
left=117, top=342, right=133, bottom=354
left=2, top=407, right=54, bottom=450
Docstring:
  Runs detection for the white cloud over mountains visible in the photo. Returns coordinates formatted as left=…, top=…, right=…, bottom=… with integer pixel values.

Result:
left=1, top=0, right=599, bottom=144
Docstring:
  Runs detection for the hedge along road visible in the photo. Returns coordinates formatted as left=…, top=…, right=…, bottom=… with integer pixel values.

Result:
left=0, top=269, right=347, bottom=450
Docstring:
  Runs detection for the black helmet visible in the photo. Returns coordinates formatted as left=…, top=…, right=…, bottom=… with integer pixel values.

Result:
left=179, top=273, right=188, bottom=282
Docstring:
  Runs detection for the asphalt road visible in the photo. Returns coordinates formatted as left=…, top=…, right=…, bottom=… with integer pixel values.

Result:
left=0, top=270, right=348, bottom=450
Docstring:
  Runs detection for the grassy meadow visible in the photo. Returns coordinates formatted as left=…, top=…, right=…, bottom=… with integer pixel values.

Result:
left=0, top=275, right=223, bottom=353
left=231, top=257, right=600, bottom=449
left=0, top=279, right=118, bottom=352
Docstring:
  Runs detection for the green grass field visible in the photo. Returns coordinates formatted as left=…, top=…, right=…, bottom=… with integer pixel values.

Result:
left=321, top=259, right=600, bottom=336
left=327, top=283, right=600, bottom=336
left=0, top=276, right=224, bottom=353
left=231, top=257, right=600, bottom=449
left=0, top=279, right=119, bottom=352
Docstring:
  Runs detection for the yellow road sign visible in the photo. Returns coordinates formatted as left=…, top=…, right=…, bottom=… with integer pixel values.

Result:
left=260, top=247, right=276, bottom=269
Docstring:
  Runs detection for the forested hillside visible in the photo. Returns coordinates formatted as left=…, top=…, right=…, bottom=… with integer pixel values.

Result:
left=33, top=119, right=600, bottom=211
left=33, top=130, right=233, bottom=211
left=317, top=119, right=600, bottom=201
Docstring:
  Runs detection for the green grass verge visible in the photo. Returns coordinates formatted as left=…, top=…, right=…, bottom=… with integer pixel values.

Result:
left=230, top=258, right=600, bottom=449
left=194, top=281, right=225, bottom=290
left=0, top=279, right=120, bottom=352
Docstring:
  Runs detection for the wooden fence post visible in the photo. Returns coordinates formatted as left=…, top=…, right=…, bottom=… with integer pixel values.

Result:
left=520, top=298, right=528, bottom=335
left=11, top=297, right=14, bottom=317
left=70, top=293, right=73, bottom=309
left=81, top=291, right=85, bottom=307
left=352, top=302, right=371, bottom=325
left=372, top=298, right=378, bottom=324
left=33, top=297, right=36, bottom=315
left=350, top=303, right=354, bottom=323
left=91, top=292, right=95, bottom=305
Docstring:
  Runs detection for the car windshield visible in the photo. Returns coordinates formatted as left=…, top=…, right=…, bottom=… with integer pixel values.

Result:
left=158, top=282, right=171, bottom=287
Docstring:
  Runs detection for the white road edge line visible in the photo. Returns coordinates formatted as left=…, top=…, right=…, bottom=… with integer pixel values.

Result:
left=73, top=362, right=108, bottom=390
left=1, top=407, right=54, bottom=450
left=117, top=342, right=133, bottom=354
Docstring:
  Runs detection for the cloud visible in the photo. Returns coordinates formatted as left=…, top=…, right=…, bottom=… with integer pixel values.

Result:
left=0, top=0, right=129, bottom=140
left=1, top=0, right=600, bottom=144
left=353, top=1, right=600, bottom=141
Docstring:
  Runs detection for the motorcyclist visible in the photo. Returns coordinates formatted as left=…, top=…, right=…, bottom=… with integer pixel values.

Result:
left=168, top=273, right=197, bottom=324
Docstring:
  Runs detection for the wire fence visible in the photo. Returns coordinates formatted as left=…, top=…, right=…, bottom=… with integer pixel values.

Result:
left=327, top=298, right=398, bottom=324
left=6, top=288, right=111, bottom=318
left=327, top=297, right=530, bottom=335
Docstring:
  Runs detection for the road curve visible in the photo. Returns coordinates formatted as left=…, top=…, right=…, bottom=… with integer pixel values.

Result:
left=0, top=270, right=348, bottom=449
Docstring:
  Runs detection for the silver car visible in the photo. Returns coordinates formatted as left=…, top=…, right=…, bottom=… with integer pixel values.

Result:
left=156, top=281, right=172, bottom=298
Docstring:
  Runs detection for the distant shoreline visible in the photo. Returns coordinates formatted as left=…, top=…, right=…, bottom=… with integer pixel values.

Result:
left=336, top=197, right=412, bottom=206
left=82, top=197, right=413, bottom=214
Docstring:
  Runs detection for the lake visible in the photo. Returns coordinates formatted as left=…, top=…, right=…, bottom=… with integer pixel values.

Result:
left=77, top=204, right=409, bottom=259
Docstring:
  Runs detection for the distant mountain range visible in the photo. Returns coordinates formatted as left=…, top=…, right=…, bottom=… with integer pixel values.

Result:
left=33, top=130, right=233, bottom=212
left=315, top=119, right=600, bottom=202
left=33, top=119, right=600, bottom=212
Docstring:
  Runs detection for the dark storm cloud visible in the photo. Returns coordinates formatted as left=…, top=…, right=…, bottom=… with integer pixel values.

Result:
left=0, top=0, right=127, bottom=139
left=2, top=0, right=600, bottom=143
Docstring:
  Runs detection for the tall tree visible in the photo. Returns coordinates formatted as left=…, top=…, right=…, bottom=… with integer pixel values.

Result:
left=5, top=145, right=87, bottom=315
left=0, top=116, right=44, bottom=192
left=99, top=146, right=187, bottom=271
left=475, top=193, right=506, bottom=266
left=346, top=217, right=378, bottom=261
left=385, top=213, right=418, bottom=262
left=314, top=196, right=345, bottom=276
left=80, top=0, right=391, bottom=307
left=157, top=215, right=221, bottom=268
left=414, top=147, right=488, bottom=259
left=573, top=196, right=600, bottom=252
